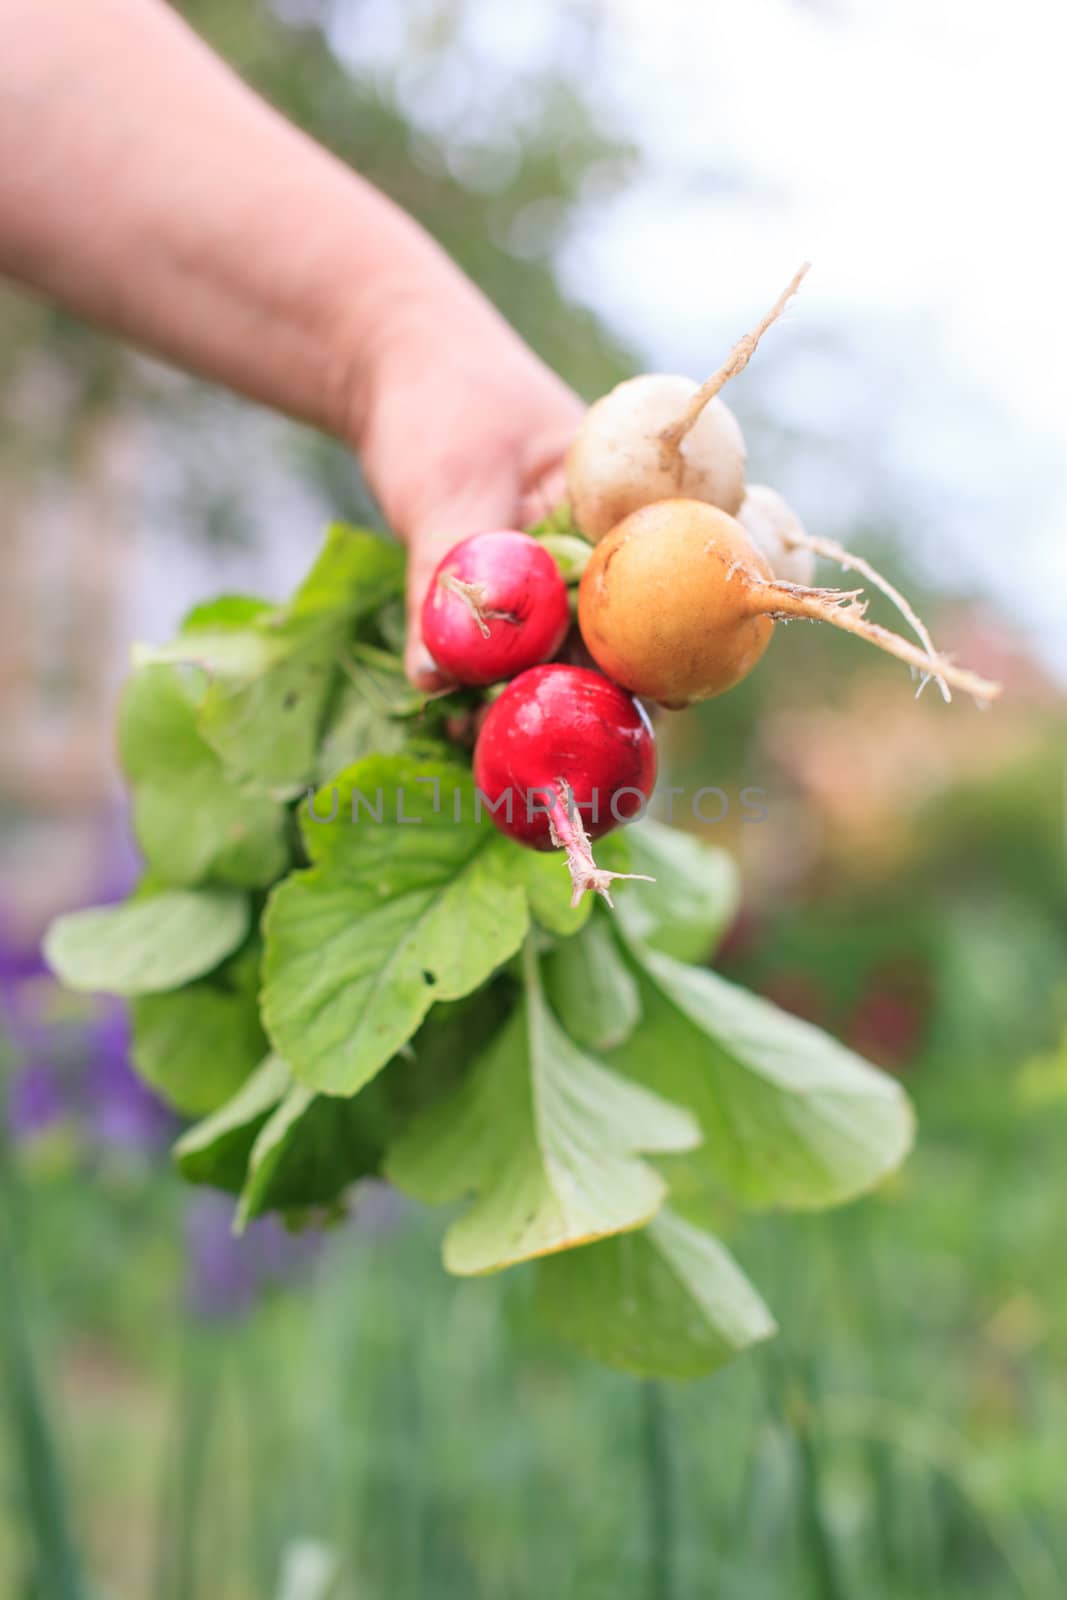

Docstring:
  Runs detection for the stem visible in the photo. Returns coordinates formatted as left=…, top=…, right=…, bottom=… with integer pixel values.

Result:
left=537, top=532, right=593, bottom=584
left=751, top=579, right=1002, bottom=702
left=782, top=529, right=952, bottom=702
left=546, top=780, right=655, bottom=907
left=641, top=1381, right=677, bottom=1600
left=659, top=262, right=810, bottom=465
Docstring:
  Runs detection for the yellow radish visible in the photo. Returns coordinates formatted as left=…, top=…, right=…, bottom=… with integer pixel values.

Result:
left=578, top=499, right=1002, bottom=708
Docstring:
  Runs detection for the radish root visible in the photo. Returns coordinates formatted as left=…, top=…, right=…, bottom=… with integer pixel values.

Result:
left=659, top=262, right=811, bottom=468
left=549, top=780, right=655, bottom=907
left=780, top=529, right=952, bottom=703
left=752, top=578, right=1002, bottom=703
left=438, top=573, right=517, bottom=639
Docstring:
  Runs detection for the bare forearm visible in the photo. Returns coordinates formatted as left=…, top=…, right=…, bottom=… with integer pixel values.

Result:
left=0, top=0, right=583, bottom=689
left=0, top=0, right=469, bottom=439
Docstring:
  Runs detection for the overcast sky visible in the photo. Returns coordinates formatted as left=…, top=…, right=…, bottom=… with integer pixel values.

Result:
left=574, top=0, right=1067, bottom=674
left=341, top=0, right=1066, bottom=673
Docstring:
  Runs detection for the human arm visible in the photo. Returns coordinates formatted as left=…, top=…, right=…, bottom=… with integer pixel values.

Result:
left=0, top=0, right=581, bottom=683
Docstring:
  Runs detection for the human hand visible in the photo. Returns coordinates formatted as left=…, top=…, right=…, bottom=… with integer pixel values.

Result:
left=352, top=290, right=584, bottom=689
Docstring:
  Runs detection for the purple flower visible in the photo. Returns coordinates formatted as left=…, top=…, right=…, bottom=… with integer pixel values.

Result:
left=2, top=811, right=172, bottom=1153
left=183, top=1191, right=322, bottom=1321
left=82, top=998, right=174, bottom=1152
left=2, top=935, right=69, bottom=1141
left=6, top=1060, right=66, bottom=1140
left=5, top=810, right=330, bottom=1320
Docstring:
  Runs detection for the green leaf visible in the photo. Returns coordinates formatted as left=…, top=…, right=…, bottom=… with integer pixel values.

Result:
left=502, top=844, right=592, bottom=938
left=181, top=594, right=274, bottom=631
left=44, top=889, right=251, bottom=997
left=197, top=633, right=340, bottom=798
left=281, top=522, right=404, bottom=627
left=133, top=625, right=275, bottom=679
left=119, top=665, right=289, bottom=888
left=388, top=984, right=517, bottom=1121
left=374, top=595, right=409, bottom=657
left=492, top=833, right=626, bottom=945
left=314, top=645, right=424, bottom=782
left=611, top=937, right=915, bottom=1211
left=315, top=681, right=410, bottom=780
left=542, top=911, right=641, bottom=1051
left=263, top=754, right=547, bottom=1096
left=525, top=502, right=582, bottom=540
left=134, top=525, right=406, bottom=798
left=618, top=820, right=739, bottom=962
left=174, top=1055, right=290, bottom=1193
left=197, top=527, right=405, bottom=794
left=538, top=1208, right=776, bottom=1379
left=179, top=991, right=515, bottom=1220
left=130, top=942, right=268, bottom=1116
left=385, top=944, right=700, bottom=1276
left=236, top=1078, right=392, bottom=1228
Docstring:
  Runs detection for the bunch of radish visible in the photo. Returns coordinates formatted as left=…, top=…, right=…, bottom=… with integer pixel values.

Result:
left=422, top=267, right=1000, bottom=907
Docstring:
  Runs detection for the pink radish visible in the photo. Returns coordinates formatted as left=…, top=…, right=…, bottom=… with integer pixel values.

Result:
left=422, top=530, right=570, bottom=686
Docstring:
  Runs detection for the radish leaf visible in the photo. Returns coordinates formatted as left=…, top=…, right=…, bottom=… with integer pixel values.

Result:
left=385, top=943, right=699, bottom=1275
left=262, top=753, right=584, bottom=1096
left=175, top=1055, right=291, bottom=1193
left=538, top=1207, right=775, bottom=1378
left=618, top=819, right=739, bottom=963
left=236, top=1079, right=389, bottom=1228
left=119, top=664, right=289, bottom=888
left=314, top=644, right=431, bottom=781
left=135, top=525, right=405, bottom=798
left=542, top=911, right=641, bottom=1051
left=130, top=941, right=268, bottom=1116
left=611, top=935, right=915, bottom=1210
left=44, top=888, right=251, bottom=997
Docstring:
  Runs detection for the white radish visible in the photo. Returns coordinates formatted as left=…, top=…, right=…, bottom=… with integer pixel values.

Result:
left=738, top=485, right=816, bottom=587
left=740, top=485, right=953, bottom=702
left=566, top=264, right=809, bottom=543
left=566, top=374, right=745, bottom=542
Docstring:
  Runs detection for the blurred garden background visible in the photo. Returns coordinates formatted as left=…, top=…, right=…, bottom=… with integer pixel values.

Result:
left=2, top=1, right=1066, bottom=1595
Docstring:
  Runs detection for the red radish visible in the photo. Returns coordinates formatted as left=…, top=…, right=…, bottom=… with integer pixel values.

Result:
left=422, top=530, right=570, bottom=686
left=473, top=664, right=657, bottom=906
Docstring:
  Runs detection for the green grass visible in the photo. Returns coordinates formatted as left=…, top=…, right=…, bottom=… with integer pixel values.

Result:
left=5, top=828, right=1067, bottom=1600
left=3, top=1082, right=1065, bottom=1600
left=0, top=1121, right=89, bottom=1600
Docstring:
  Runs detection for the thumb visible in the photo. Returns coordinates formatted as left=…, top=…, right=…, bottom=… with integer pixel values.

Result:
left=403, top=481, right=519, bottom=690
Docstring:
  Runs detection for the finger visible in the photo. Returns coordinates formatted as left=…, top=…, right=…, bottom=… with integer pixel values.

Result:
left=518, top=460, right=570, bottom=529
left=404, top=484, right=518, bottom=690
left=517, top=412, right=577, bottom=527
